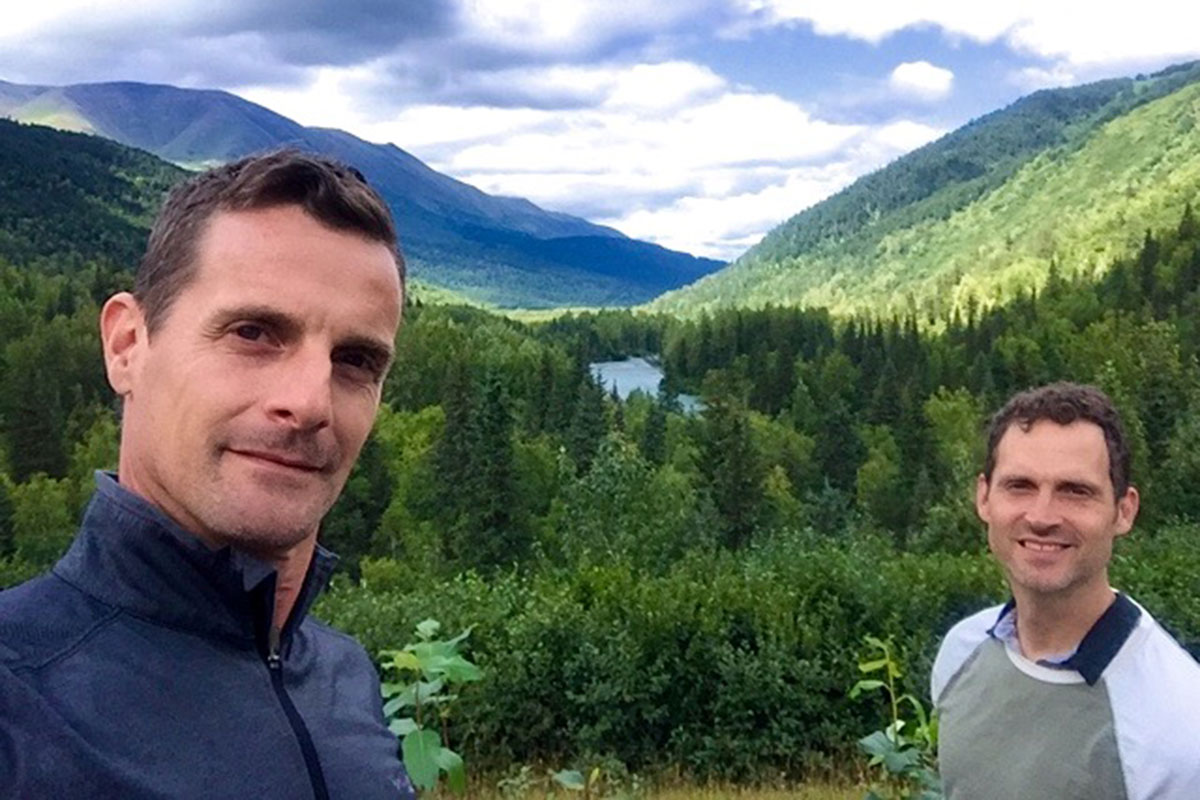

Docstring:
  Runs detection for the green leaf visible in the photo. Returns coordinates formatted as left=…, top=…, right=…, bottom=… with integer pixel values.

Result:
left=382, top=695, right=409, bottom=718
left=402, top=729, right=442, bottom=790
left=900, top=693, right=928, bottom=720
left=415, top=678, right=445, bottom=703
left=849, top=679, right=885, bottom=698
left=858, top=730, right=897, bottom=759
left=858, top=657, right=889, bottom=673
left=416, top=618, right=441, bottom=640
left=445, top=625, right=475, bottom=648
left=435, top=747, right=467, bottom=794
left=439, top=655, right=483, bottom=683
left=863, top=634, right=888, bottom=651
left=386, top=651, right=422, bottom=674
left=882, top=746, right=922, bottom=775
left=388, top=718, right=418, bottom=737
left=551, top=770, right=586, bottom=791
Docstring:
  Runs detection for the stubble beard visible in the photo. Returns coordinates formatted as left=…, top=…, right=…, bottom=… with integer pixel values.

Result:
left=194, top=430, right=346, bottom=556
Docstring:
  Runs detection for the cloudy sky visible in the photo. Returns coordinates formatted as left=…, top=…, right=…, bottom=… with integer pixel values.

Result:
left=6, top=2, right=1200, bottom=260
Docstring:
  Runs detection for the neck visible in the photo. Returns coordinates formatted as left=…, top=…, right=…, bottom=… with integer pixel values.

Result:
left=264, top=536, right=317, bottom=630
left=1014, top=580, right=1116, bottom=661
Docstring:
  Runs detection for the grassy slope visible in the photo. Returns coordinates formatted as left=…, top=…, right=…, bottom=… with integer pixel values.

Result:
left=653, top=66, right=1200, bottom=318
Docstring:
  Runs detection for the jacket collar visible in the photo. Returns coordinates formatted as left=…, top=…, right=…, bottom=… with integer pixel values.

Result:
left=53, top=472, right=339, bottom=649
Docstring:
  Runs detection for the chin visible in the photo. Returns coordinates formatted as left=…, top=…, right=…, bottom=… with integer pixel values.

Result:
left=204, top=507, right=321, bottom=554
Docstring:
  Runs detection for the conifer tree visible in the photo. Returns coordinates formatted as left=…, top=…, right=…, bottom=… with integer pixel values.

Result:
left=640, top=399, right=667, bottom=466
left=567, top=372, right=608, bottom=475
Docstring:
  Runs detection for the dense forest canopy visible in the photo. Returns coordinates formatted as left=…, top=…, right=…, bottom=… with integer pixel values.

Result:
left=1, top=103, right=1198, bottom=782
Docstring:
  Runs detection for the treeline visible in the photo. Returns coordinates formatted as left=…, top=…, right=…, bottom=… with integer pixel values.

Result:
left=2, top=202, right=1200, bottom=780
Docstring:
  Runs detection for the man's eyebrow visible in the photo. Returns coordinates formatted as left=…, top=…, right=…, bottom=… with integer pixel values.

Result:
left=207, top=305, right=302, bottom=338
left=997, top=473, right=1034, bottom=486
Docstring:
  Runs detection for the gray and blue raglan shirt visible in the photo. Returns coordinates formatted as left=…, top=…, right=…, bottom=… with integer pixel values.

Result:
left=932, top=594, right=1200, bottom=800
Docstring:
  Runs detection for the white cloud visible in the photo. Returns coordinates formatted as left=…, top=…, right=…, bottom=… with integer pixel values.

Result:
left=602, top=61, right=726, bottom=110
left=1009, top=64, right=1078, bottom=92
left=889, top=61, right=954, bottom=100
left=457, top=0, right=726, bottom=56
left=602, top=165, right=857, bottom=259
left=734, top=2, right=1200, bottom=70
left=240, top=54, right=948, bottom=260
left=730, top=1, right=1022, bottom=44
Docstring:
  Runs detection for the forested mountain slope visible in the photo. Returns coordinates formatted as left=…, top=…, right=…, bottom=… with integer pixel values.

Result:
left=0, top=118, right=182, bottom=271
left=653, top=61, right=1200, bottom=318
left=0, top=79, right=721, bottom=308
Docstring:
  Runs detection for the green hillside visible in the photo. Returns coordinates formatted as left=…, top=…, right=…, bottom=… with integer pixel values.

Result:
left=653, top=61, right=1200, bottom=318
left=0, top=118, right=183, bottom=270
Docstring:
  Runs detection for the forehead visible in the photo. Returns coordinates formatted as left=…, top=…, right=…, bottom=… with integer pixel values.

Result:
left=992, top=419, right=1110, bottom=481
left=184, top=206, right=401, bottom=333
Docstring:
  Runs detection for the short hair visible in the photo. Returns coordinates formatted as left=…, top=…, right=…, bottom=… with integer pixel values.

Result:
left=136, top=150, right=403, bottom=333
left=983, top=382, right=1132, bottom=498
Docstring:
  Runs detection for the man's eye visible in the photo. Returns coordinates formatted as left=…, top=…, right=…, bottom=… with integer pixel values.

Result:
left=336, top=350, right=382, bottom=377
left=234, top=324, right=266, bottom=342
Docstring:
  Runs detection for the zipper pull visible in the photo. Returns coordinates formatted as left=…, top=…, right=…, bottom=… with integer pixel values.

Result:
left=267, top=626, right=283, bottom=670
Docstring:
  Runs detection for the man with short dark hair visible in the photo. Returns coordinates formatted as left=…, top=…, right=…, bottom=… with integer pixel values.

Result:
left=932, top=382, right=1200, bottom=799
left=0, top=151, right=415, bottom=799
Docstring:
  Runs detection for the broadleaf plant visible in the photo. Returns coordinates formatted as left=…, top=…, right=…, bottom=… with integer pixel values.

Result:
left=850, top=635, right=942, bottom=800
left=380, top=619, right=482, bottom=793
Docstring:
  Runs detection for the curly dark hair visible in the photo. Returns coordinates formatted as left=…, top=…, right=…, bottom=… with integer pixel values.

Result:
left=983, top=382, right=1133, bottom=498
left=135, top=149, right=402, bottom=334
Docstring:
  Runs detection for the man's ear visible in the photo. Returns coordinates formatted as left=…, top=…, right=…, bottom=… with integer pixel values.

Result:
left=975, top=473, right=991, bottom=524
left=1114, top=485, right=1140, bottom=538
left=100, top=292, right=147, bottom=397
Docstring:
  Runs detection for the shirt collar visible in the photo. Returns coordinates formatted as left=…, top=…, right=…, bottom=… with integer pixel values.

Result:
left=53, top=472, right=339, bottom=648
left=987, top=593, right=1141, bottom=685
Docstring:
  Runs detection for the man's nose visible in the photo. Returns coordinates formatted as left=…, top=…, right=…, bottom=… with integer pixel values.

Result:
left=1024, top=489, right=1062, bottom=531
left=265, top=348, right=333, bottom=430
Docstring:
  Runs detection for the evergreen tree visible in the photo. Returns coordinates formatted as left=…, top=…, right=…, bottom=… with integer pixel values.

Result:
left=639, top=400, right=668, bottom=466
left=702, top=395, right=764, bottom=549
left=456, top=368, right=523, bottom=569
left=567, top=373, right=608, bottom=475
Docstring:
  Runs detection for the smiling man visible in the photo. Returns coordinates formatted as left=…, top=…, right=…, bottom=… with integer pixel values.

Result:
left=932, top=383, right=1200, bottom=799
left=0, top=152, right=415, bottom=799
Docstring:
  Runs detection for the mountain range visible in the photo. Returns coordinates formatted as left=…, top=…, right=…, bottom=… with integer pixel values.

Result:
left=652, top=60, right=1200, bottom=319
left=5, top=60, right=1200, bottom=319
left=0, top=79, right=721, bottom=308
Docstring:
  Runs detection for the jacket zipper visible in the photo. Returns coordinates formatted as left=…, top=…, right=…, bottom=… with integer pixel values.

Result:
left=267, top=626, right=331, bottom=800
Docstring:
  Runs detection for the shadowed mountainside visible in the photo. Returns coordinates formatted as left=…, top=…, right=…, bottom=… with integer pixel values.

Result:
left=0, top=79, right=721, bottom=307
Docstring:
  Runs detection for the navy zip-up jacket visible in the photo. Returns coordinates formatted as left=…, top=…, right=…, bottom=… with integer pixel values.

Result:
left=0, top=473, right=415, bottom=799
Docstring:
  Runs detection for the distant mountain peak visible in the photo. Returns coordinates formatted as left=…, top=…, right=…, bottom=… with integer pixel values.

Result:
left=2, top=78, right=719, bottom=307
